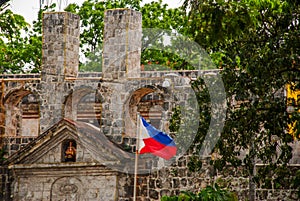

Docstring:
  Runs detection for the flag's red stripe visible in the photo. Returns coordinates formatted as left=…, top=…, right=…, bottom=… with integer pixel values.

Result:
left=140, top=138, right=177, bottom=160
left=152, top=146, right=177, bottom=160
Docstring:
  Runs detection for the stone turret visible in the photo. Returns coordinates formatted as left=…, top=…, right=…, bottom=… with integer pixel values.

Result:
left=40, top=12, right=80, bottom=132
left=42, top=12, right=80, bottom=78
left=102, top=9, right=142, bottom=79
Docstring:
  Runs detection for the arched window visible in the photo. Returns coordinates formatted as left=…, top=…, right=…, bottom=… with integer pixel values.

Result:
left=20, top=93, right=39, bottom=137
left=3, top=89, right=40, bottom=156
left=64, top=88, right=102, bottom=126
left=124, top=86, right=168, bottom=137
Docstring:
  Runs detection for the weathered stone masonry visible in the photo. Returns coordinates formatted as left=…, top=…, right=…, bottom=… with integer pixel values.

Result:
left=0, top=9, right=300, bottom=201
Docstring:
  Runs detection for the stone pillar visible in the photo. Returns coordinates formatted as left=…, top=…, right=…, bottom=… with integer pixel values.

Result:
left=42, top=12, right=80, bottom=78
left=40, top=12, right=80, bottom=132
left=103, top=9, right=142, bottom=80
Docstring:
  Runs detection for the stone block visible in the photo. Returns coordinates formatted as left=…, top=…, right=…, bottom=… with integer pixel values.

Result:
left=149, top=189, right=159, bottom=199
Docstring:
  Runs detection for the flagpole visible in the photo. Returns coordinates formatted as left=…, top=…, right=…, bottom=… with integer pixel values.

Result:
left=133, top=113, right=140, bottom=201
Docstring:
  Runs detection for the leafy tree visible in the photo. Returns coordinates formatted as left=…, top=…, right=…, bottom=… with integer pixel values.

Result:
left=0, top=3, right=54, bottom=73
left=182, top=0, right=300, bottom=199
left=140, top=0, right=190, bottom=70
left=0, top=9, right=30, bottom=73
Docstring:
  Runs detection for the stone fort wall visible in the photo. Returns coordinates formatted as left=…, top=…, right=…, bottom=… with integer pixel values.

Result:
left=0, top=9, right=299, bottom=201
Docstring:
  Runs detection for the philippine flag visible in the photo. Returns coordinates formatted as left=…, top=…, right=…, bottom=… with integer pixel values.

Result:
left=137, top=116, right=177, bottom=160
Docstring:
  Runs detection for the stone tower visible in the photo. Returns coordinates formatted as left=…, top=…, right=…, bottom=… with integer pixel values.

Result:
left=102, top=9, right=142, bottom=79
left=40, top=12, right=80, bottom=132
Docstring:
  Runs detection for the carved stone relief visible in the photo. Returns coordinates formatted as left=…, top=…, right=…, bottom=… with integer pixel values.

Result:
left=51, top=177, right=83, bottom=201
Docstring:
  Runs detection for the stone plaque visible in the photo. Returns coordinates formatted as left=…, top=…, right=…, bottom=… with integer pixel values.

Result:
left=51, top=177, right=83, bottom=201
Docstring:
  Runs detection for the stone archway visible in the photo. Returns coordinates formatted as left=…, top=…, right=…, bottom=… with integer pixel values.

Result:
left=3, top=88, right=40, bottom=155
left=64, top=88, right=102, bottom=126
left=4, top=89, right=40, bottom=137
left=124, top=86, right=168, bottom=137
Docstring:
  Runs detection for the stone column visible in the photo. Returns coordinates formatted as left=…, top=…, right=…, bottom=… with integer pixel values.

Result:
left=42, top=12, right=80, bottom=78
left=103, top=9, right=142, bottom=80
left=40, top=12, right=80, bottom=132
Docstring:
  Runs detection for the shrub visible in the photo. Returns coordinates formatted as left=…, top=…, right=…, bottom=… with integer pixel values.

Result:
left=161, top=184, right=237, bottom=201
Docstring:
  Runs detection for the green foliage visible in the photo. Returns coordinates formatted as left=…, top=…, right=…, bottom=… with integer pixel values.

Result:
left=79, top=45, right=102, bottom=72
left=169, top=106, right=181, bottom=133
left=183, top=0, right=300, bottom=197
left=161, top=184, right=237, bottom=201
left=140, top=0, right=193, bottom=70
left=183, top=0, right=257, bottom=50
left=0, top=4, right=56, bottom=73
left=187, top=155, right=202, bottom=172
left=0, top=148, right=7, bottom=164
left=0, top=9, right=30, bottom=73
left=292, top=170, right=300, bottom=197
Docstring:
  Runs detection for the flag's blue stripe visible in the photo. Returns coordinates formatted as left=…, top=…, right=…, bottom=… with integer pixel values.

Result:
left=151, top=132, right=176, bottom=146
left=141, top=117, right=176, bottom=147
left=141, top=117, right=158, bottom=137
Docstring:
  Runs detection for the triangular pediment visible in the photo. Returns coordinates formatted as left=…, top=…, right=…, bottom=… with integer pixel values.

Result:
left=5, top=119, right=131, bottom=167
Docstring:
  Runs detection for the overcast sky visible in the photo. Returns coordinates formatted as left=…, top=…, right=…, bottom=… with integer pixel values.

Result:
left=9, top=0, right=182, bottom=25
